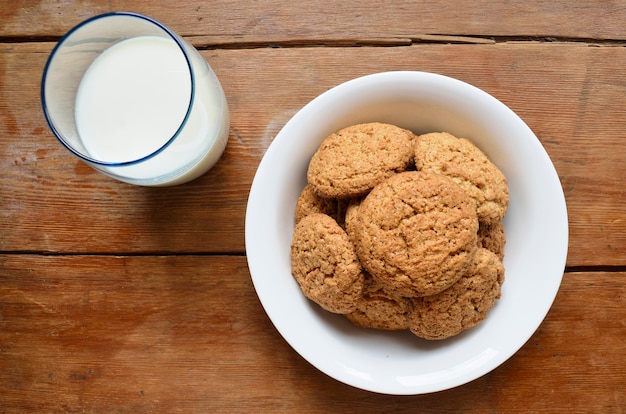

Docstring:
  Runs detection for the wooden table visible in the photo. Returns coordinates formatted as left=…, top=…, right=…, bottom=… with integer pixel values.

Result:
left=1, top=1, right=625, bottom=412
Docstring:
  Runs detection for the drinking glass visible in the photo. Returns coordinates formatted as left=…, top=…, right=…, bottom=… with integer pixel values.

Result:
left=41, top=12, right=229, bottom=186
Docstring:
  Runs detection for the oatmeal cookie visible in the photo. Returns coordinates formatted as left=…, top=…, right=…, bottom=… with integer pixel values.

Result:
left=478, top=220, right=506, bottom=261
left=307, top=122, right=415, bottom=199
left=290, top=213, right=365, bottom=314
left=408, top=248, right=504, bottom=340
left=353, top=171, right=479, bottom=297
left=343, top=196, right=364, bottom=243
left=345, top=273, right=411, bottom=330
left=294, top=183, right=345, bottom=226
left=414, top=132, right=509, bottom=224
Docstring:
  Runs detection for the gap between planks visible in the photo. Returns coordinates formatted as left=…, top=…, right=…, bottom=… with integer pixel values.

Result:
left=2, top=34, right=626, bottom=48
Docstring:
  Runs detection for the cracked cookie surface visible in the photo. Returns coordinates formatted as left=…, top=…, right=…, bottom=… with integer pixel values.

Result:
left=290, top=213, right=365, bottom=314
left=408, top=248, right=505, bottom=340
left=294, top=183, right=347, bottom=227
left=345, top=273, right=411, bottom=330
left=353, top=171, right=479, bottom=297
left=478, top=220, right=506, bottom=261
left=307, top=122, right=414, bottom=199
left=414, top=132, right=509, bottom=224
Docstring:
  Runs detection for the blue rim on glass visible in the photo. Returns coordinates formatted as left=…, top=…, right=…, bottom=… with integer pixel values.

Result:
left=40, top=11, right=195, bottom=167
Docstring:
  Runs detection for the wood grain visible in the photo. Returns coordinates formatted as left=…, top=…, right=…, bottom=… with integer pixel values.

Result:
left=1, top=42, right=624, bottom=265
left=3, top=1, right=626, bottom=42
left=1, top=3, right=625, bottom=411
left=0, top=255, right=623, bottom=413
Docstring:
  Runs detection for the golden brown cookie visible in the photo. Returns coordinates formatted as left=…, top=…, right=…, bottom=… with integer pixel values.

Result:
left=478, top=220, right=506, bottom=261
left=307, top=122, right=415, bottom=199
left=414, top=132, right=509, bottom=224
left=353, top=171, right=479, bottom=297
left=343, top=196, right=363, bottom=243
left=345, top=273, right=411, bottom=330
left=294, top=184, right=342, bottom=225
left=290, top=213, right=365, bottom=314
left=408, top=248, right=505, bottom=340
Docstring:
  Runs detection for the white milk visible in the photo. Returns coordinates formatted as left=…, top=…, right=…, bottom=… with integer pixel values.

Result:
left=75, top=35, right=229, bottom=186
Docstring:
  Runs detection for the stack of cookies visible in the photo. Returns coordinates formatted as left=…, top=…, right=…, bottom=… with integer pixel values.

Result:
left=290, top=122, right=508, bottom=340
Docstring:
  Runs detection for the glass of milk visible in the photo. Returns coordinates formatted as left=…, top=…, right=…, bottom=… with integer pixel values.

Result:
left=41, top=12, right=230, bottom=186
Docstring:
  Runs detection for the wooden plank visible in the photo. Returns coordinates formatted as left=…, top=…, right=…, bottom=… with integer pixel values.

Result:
left=0, top=255, right=623, bottom=412
left=2, top=1, right=626, bottom=42
left=1, top=42, right=625, bottom=265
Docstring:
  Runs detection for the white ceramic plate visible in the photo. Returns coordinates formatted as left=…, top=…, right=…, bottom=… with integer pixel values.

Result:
left=245, top=71, right=568, bottom=395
